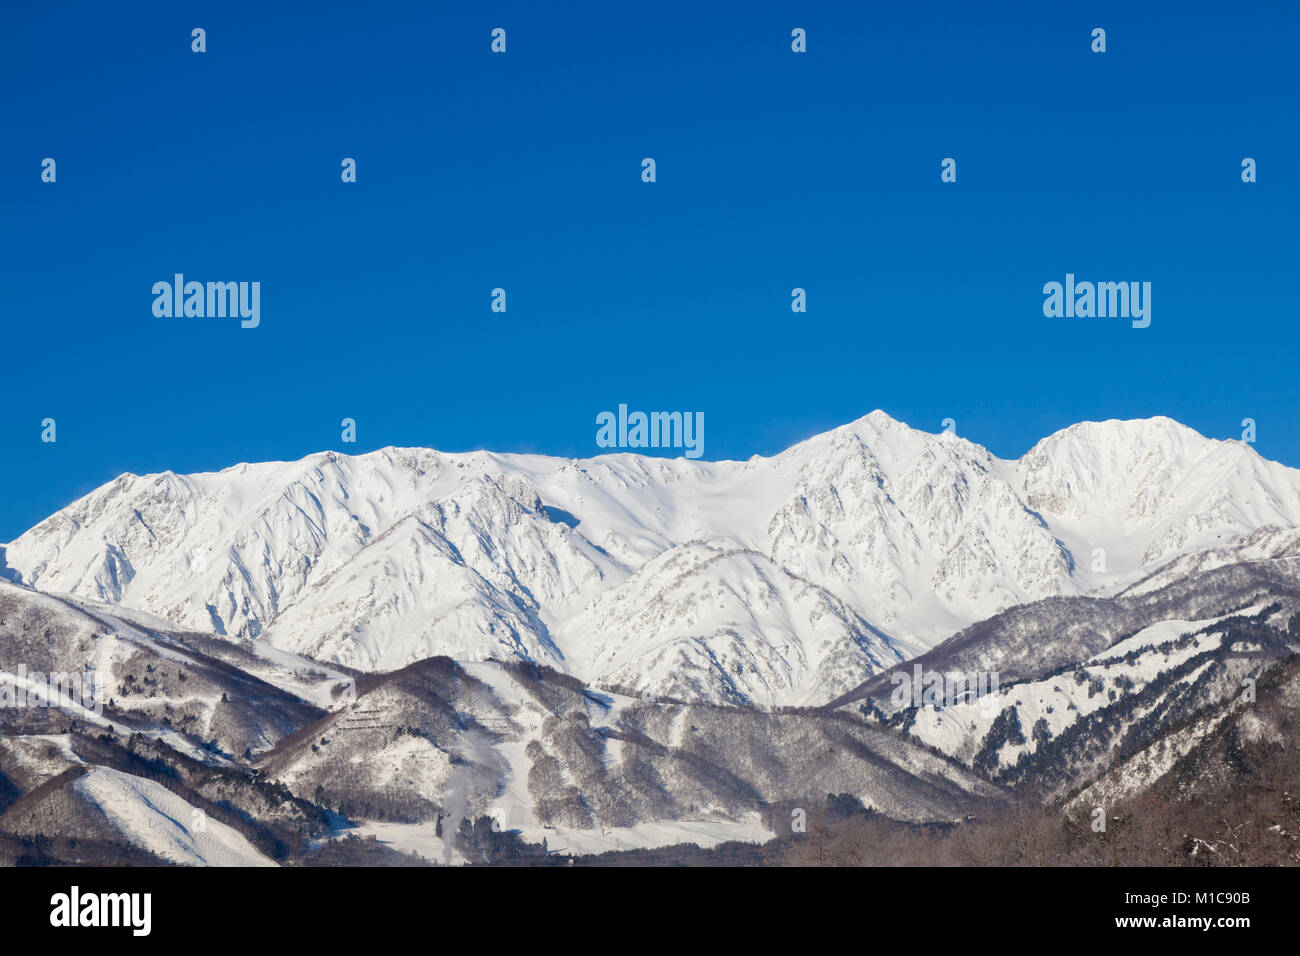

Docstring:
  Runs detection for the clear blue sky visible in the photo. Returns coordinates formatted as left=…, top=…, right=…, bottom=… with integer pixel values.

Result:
left=2, top=1, right=1296, bottom=541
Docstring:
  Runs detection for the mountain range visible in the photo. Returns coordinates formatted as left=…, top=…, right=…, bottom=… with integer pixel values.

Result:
left=5, top=412, right=1298, bottom=708
left=4, top=412, right=1300, bottom=865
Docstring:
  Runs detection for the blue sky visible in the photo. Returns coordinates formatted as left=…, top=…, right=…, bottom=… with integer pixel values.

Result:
left=1, top=1, right=1296, bottom=541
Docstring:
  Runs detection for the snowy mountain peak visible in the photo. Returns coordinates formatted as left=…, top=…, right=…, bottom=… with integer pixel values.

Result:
left=1029, top=415, right=1219, bottom=458
left=1016, top=416, right=1299, bottom=576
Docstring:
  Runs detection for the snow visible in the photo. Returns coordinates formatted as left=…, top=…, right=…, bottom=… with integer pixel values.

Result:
left=337, top=814, right=770, bottom=861
left=513, top=814, right=772, bottom=857
left=333, top=820, right=461, bottom=865
left=74, top=766, right=276, bottom=866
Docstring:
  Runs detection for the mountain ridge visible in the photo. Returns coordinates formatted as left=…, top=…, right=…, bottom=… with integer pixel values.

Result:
left=8, top=412, right=1299, bottom=707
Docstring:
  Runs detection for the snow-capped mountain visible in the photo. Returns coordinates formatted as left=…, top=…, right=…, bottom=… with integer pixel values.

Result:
left=6, top=412, right=1299, bottom=707
left=1017, top=417, right=1300, bottom=582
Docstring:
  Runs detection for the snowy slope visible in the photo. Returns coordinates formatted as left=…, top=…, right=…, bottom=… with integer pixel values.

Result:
left=8, top=413, right=1300, bottom=706
left=902, top=613, right=1240, bottom=767
left=555, top=541, right=911, bottom=707
left=74, top=767, right=277, bottom=866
